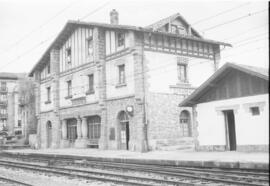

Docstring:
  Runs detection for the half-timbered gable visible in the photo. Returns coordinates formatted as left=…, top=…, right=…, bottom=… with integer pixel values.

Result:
left=146, top=13, right=201, bottom=37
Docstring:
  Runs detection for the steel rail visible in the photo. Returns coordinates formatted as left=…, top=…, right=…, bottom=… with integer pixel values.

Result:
left=0, top=154, right=268, bottom=186
left=79, top=161, right=268, bottom=186
left=0, top=175, right=33, bottom=186
left=0, top=160, right=197, bottom=186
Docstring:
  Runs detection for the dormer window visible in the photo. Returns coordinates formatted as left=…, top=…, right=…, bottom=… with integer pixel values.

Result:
left=116, top=32, right=125, bottom=47
left=66, top=47, right=71, bottom=64
left=86, top=37, right=93, bottom=57
left=171, top=24, right=185, bottom=35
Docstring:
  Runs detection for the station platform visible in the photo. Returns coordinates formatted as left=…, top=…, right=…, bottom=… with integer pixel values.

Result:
left=1, top=148, right=269, bottom=170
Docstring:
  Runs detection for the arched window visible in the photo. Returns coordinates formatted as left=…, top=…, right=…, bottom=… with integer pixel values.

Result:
left=179, top=110, right=191, bottom=137
left=87, top=116, right=101, bottom=139
left=118, top=111, right=129, bottom=123
left=47, top=121, right=52, bottom=129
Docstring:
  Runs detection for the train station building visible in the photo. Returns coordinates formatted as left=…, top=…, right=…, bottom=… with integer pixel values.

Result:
left=29, top=10, right=230, bottom=152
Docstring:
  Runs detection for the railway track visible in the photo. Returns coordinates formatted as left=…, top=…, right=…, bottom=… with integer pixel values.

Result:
left=0, top=175, right=33, bottom=186
left=0, top=153, right=268, bottom=186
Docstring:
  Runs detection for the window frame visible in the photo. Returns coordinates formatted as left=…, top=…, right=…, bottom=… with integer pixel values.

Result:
left=45, top=87, right=51, bottom=104
left=65, top=80, right=72, bottom=99
left=86, top=74, right=95, bottom=95
left=178, top=63, right=187, bottom=82
left=250, top=106, right=260, bottom=116
left=116, top=32, right=125, bottom=48
left=65, top=47, right=72, bottom=65
left=86, top=37, right=94, bottom=57
left=117, top=64, right=126, bottom=86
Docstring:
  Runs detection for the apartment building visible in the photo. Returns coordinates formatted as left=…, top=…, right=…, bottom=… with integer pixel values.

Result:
left=0, top=73, right=36, bottom=144
left=29, top=10, right=230, bottom=151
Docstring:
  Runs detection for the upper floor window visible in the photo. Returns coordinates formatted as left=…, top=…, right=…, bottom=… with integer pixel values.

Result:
left=66, top=47, right=71, bottom=65
left=0, top=108, right=7, bottom=115
left=116, top=32, right=125, bottom=48
left=118, top=64, right=126, bottom=85
left=0, top=94, right=7, bottom=101
left=178, top=64, right=187, bottom=82
left=87, top=37, right=94, bottom=57
left=0, top=82, right=7, bottom=91
left=18, top=120, right=22, bottom=127
left=171, top=24, right=185, bottom=35
left=86, top=74, right=94, bottom=95
left=46, top=87, right=51, bottom=103
left=67, top=80, right=72, bottom=98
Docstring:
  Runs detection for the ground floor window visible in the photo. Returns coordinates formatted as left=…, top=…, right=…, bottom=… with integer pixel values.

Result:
left=87, top=116, right=101, bottom=139
left=67, top=119, right=77, bottom=142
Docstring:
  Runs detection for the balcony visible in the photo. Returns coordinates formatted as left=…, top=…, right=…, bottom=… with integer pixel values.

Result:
left=0, top=87, right=7, bottom=93
left=0, top=113, right=8, bottom=119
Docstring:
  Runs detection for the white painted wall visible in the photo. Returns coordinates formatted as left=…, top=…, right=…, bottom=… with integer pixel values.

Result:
left=59, top=69, right=99, bottom=108
left=106, top=54, right=135, bottom=98
left=196, top=94, right=269, bottom=146
left=144, top=51, right=214, bottom=93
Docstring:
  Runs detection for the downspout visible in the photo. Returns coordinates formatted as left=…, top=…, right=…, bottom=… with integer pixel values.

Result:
left=141, top=33, right=148, bottom=152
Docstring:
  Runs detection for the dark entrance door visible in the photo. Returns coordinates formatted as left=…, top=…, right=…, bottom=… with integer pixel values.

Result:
left=120, top=122, right=129, bottom=150
left=67, top=119, right=77, bottom=147
left=47, top=121, right=52, bottom=148
left=118, top=111, right=129, bottom=150
left=224, top=110, right=237, bottom=151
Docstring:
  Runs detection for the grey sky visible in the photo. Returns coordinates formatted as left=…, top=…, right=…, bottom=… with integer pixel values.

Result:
left=0, top=0, right=268, bottom=73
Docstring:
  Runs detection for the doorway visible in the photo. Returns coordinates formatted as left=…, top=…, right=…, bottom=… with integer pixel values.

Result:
left=46, top=121, right=52, bottom=148
left=118, top=111, right=130, bottom=150
left=223, top=110, right=237, bottom=151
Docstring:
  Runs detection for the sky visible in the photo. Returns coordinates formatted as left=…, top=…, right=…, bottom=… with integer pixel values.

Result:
left=0, top=0, right=268, bottom=73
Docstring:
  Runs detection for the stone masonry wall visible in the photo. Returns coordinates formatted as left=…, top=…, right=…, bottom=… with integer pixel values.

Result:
left=147, top=92, right=193, bottom=150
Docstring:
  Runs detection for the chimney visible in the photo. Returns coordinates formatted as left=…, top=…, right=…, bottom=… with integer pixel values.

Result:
left=110, top=9, right=119, bottom=25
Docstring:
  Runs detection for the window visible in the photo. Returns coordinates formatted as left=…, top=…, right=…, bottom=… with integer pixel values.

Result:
left=0, top=94, right=7, bottom=101
left=87, top=116, right=101, bottom=139
left=116, top=32, right=125, bottom=47
left=67, top=80, right=72, bottom=98
left=118, top=64, right=126, bottom=84
left=0, top=82, right=7, bottom=91
left=18, top=120, right=22, bottom=127
left=86, top=37, right=93, bottom=56
left=47, top=63, right=50, bottom=74
left=250, top=107, right=260, bottom=115
left=171, top=24, right=185, bottom=35
left=15, top=130, right=22, bottom=135
left=178, top=64, right=187, bottom=82
left=87, top=74, right=94, bottom=94
left=46, top=87, right=51, bottom=103
left=66, top=47, right=71, bottom=64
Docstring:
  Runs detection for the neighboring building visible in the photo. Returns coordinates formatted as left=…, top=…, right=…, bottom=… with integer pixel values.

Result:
left=29, top=10, right=230, bottom=151
left=0, top=72, right=36, bottom=144
left=179, top=63, right=269, bottom=152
